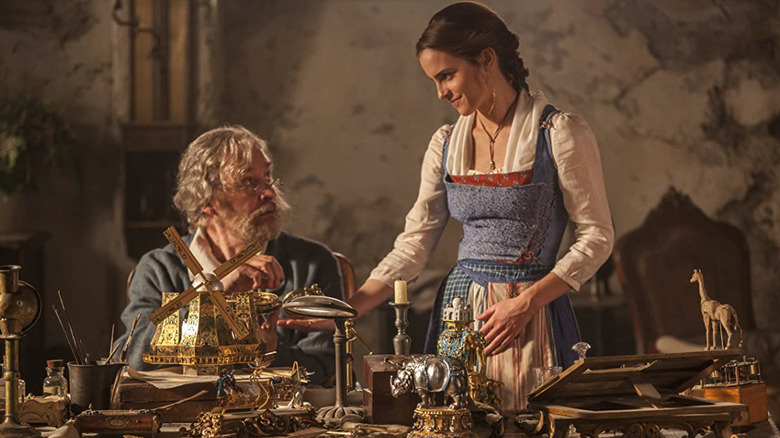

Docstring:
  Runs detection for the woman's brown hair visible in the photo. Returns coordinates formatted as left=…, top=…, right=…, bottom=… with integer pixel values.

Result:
left=416, top=2, right=529, bottom=91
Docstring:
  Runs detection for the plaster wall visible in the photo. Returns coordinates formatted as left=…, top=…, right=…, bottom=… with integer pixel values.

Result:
left=218, top=0, right=780, bottom=335
left=0, top=0, right=135, bottom=361
left=0, top=0, right=778, bottom=371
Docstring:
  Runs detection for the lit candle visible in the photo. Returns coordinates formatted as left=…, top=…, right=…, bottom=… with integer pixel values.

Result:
left=394, top=280, right=408, bottom=304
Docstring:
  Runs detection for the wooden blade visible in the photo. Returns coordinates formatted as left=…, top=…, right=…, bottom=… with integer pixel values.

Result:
left=149, top=285, right=198, bottom=325
left=158, top=229, right=259, bottom=339
left=164, top=226, right=207, bottom=282
left=213, top=239, right=264, bottom=280
left=206, top=289, right=250, bottom=339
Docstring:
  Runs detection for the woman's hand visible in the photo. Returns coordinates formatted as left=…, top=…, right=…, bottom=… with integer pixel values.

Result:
left=476, top=291, right=537, bottom=356
left=477, top=273, right=573, bottom=356
left=260, top=303, right=282, bottom=352
left=277, top=317, right=335, bottom=332
left=222, top=254, right=285, bottom=292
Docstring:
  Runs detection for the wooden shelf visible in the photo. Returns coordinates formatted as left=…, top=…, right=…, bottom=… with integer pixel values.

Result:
left=122, top=122, right=188, bottom=259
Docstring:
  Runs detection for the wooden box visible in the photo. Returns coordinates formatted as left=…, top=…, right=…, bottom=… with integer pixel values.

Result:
left=74, top=409, right=162, bottom=435
left=363, top=354, right=420, bottom=426
left=110, top=367, right=220, bottom=423
left=524, top=350, right=748, bottom=438
left=19, top=396, right=69, bottom=427
left=690, top=382, right=768, bottom=425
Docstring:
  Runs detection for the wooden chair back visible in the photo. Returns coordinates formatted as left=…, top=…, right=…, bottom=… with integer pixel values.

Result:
left=613, top=188, right=755, bottom=353
left=333, top=252, right=356, bottom=301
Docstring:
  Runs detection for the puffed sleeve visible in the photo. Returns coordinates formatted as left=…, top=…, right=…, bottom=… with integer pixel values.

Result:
left=549, top=113, right=614, bottom=291
left=368, top=125, right=452, bottom=286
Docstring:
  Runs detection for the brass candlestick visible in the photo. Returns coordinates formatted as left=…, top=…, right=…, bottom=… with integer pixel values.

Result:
left=345, top=320, right=373, bottom=390
left=0, top=265, right=42, bottom=438
left=389, top=302, right=411, bottom=355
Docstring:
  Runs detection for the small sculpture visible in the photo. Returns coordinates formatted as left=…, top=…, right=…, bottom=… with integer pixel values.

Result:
left=216, top=369, right=238, bottom=398
left=216, top=368, right=273, bottom=411
left=438, top=297, right=485, bottom=373
left=390, top=355, right=469, bottom=410
left=253, top=361, right=311, bottom=409
left=437, top=296, right=502, bottom=407
left=690, top=269, right=743, bottom=350
left=572, top=342, right=591, bottom=360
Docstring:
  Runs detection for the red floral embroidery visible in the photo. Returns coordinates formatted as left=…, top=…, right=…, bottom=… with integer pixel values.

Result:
left=451, top=170, right=533, bottom=187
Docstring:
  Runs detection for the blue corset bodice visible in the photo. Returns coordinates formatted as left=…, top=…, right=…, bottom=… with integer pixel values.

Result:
left=443, top=104, right=569, bottom=268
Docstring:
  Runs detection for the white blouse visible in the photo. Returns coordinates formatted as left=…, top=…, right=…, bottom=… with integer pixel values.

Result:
left=368, top=90, right=614, bottom=292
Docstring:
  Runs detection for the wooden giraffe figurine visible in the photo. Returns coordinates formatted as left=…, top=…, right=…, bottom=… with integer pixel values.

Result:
left=689, top=269, right=743, bottom=350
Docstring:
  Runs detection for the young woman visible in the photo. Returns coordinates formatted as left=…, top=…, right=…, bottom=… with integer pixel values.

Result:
left=282, top=2, right=613, bottom=414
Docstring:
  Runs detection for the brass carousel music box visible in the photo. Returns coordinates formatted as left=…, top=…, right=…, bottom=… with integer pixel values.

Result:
left=437, top=296, right=503, bottom=408
left=143, top=227, right=278, bottom=375
left=690, top=355, right=767, bottom=425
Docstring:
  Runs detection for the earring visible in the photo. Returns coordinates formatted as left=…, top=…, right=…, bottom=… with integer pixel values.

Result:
left=488, top=87, right=497, bottom=115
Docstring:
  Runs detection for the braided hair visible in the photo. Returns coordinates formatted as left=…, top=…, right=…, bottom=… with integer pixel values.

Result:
left=415, top=2, right=529, bottom=92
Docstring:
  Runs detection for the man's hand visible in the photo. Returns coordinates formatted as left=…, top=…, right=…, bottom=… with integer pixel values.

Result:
left=277, top=317, right=335, bottom=332
left=260, top=302, right=282, bottom=352
left=223, top=254, right=284, bottom=292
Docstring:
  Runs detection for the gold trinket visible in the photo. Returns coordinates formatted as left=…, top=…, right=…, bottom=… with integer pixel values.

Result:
left=437, top=297, right=503, bottom=407
left=408, top=407, right=477, bottom=438
left=143, top=227, right=279, bottom=375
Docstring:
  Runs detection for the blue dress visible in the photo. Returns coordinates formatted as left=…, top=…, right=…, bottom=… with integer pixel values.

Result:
left=424, top=105, right=581, bottom=413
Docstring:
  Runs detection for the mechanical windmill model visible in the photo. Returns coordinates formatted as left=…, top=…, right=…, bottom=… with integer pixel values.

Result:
left=144, top=227, right=278, bottom=375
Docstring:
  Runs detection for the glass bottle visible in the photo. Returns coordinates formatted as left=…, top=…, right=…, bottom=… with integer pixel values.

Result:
left=42, top=359, right=68, bottom=397
left=0, top=362, right=26, bottom=402
left=18, top=377, right=26, bottom=402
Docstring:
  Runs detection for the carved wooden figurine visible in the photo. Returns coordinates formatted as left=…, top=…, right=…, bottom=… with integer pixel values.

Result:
left=690, top=269, right=743, bottom=350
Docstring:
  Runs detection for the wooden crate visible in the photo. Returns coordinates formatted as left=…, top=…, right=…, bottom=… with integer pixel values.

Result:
left=524, top=350, right=748, bottom=438
left=690, top=382, right=767, bottom=425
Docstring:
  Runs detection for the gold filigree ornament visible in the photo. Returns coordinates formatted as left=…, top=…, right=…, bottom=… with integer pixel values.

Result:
left=143, top=227, right=278, bottom=375
left=184, top=407, right=316, bottom=438
left=409, top=407, right=477, bottom=438
left=437, top=296, right=503, bottom=408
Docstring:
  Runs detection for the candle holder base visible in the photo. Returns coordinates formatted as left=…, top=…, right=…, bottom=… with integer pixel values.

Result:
left=0, top=420, right=42, bottom=438
left=389, top=302, right=412, bottom=356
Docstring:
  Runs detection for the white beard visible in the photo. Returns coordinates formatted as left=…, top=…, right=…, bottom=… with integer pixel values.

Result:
left=219, top=200, right=283, bottom=244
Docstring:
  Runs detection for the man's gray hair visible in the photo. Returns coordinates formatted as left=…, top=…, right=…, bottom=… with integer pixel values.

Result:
left=173, top=125, right=273, bottom=231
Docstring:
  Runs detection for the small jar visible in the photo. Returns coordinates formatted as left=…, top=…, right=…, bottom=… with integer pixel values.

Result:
left=42, top=359, right=68, bottom=397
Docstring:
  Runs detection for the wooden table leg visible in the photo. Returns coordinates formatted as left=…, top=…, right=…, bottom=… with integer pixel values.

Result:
left=548, top=415, right=571, bottom=438
left=713, top=419, right=733, bottom=438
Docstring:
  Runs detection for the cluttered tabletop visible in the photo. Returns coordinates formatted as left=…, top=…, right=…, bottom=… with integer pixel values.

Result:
left=1, top=257, right=778, bottom=438
left=5, top=351, right=779, bottom=438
